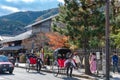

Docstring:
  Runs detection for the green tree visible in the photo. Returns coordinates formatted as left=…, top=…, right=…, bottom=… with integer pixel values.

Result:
left=52, top=0, right=105, bottom=75
left=110, top=30, right=120, bottom=48
left=110, top=0, right=120, bottom=34
left=110, top=0, right=120, bottom=48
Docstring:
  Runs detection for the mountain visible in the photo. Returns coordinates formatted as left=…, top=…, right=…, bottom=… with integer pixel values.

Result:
left=0, top=8, right=59, bottom=35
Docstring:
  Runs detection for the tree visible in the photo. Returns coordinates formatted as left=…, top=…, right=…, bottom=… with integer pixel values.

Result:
left=109, top=0, right=120, bottom=48
left=53, top=0, right=105, bottom=75
left=45, top=32, right=69, bottom=50
left=110, top=29, right=120, bottom=48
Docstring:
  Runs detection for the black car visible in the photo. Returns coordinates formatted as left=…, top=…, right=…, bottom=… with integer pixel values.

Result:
left=0, top=55, right=14, bottom=74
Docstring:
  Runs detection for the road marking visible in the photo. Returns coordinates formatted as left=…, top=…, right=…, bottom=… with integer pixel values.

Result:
left=0, top=77, right=4, bottom=80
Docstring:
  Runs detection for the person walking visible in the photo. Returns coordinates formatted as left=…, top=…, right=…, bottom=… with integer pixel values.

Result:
left=73, top=52, right=81, bottom=69
left=64, top=54, right=76, bottom=77
left=112, top=51, right=119, bottom=73
left=89, top=52, right=97, bottom=74
left=36, top=57, right=42, bottom=72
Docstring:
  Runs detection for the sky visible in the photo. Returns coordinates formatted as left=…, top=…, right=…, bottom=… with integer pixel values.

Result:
left=0, top=0, right=64, bottom=16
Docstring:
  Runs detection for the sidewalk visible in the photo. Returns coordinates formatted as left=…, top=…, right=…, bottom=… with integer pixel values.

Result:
left=15, top=63, right=120, bottom=80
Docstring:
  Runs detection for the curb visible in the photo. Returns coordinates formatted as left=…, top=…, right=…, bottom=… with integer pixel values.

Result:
left=16, top=65, right=95, bottom=80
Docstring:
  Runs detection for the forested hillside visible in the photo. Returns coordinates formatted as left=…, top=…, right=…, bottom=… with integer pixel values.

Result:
left=0, top=8, right=59, bottom=35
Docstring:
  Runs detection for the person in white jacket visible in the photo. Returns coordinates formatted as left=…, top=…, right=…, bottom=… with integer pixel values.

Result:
left=73, top=52, right=81, bottom=68
left=64, top=54, right=76, bottom=77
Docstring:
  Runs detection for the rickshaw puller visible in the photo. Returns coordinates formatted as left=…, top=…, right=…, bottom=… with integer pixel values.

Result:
left=64, top=55, right=76, bottom=77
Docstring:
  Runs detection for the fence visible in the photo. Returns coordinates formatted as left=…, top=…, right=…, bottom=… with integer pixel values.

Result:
left=76, top=48, right=120, bottom=73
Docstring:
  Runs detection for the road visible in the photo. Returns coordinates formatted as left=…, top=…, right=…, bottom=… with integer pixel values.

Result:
left=0, top=67, right=89, bottom=80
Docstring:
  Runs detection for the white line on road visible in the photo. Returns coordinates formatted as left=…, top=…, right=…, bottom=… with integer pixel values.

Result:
left=0, top=77, right=4, bottom=79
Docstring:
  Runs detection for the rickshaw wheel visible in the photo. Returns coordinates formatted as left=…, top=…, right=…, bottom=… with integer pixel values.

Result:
left=26, top=61, right=30, bottom=72
left=52, top=61, right=59, bottom=77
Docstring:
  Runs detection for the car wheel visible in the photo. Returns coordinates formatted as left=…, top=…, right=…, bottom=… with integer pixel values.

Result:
left=9, top=71, right=13, bottom=74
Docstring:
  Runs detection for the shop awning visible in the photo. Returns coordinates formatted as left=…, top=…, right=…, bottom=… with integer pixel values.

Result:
left=0, top=46, right=23, bottom=51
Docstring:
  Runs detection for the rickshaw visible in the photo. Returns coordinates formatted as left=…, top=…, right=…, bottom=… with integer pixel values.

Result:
left=52, top=48, right=72, bottom=77
left=25, top=53, right=42, bottom=73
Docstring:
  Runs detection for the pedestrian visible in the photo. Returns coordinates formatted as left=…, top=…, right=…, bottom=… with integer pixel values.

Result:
left=36, top=57, right=42, bottom=72
left=64, top=54, right=76, bottom=77
left=73, top=51, right=81, bottom=69
left=45, top=54, right=50, bottom=65
left=40, top=53, right=44, bottom=63
left=89, top=52, right=97, bottom=74
left=112, top=51, right=119, bottom=73
left=40, top=47, right=44, bottom=63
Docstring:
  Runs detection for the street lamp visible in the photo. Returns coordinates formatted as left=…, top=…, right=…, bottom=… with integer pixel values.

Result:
left=105, top=0, right=110, bottom=80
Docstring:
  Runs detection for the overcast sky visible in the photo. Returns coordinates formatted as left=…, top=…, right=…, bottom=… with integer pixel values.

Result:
left=0, top=0, right=64, bottom=16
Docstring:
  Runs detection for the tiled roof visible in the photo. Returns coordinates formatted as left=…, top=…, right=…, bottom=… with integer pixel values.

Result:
left=0, top=30, right=32, bottom=43
left=0, top=36, right=14, bottom=40
left=25, top=14, right=58, bottom=28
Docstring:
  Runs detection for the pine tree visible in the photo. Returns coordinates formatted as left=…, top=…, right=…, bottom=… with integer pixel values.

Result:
left=53, top=0, right=105, bottom=75
left=110, top=0, right=120, bottom=48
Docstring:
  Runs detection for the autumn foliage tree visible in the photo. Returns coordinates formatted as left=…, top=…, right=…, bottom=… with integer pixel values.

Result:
left=45, top=32, right=69, bottom=50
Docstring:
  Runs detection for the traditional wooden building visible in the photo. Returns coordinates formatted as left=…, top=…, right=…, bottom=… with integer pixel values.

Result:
left=25, top=14, right=58, bottom=34
left=24, top=14, right=58, bottom=50
left=0, top=14, right=58, bottom=56
left=0, top=30, right=32, bottom=56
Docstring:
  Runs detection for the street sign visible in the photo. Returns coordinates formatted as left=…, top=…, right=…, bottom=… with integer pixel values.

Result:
left=96, top=52, right=100, bottom=59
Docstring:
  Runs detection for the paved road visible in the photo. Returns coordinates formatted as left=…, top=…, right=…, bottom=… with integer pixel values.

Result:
left=0, top=67, right=90, bottom=80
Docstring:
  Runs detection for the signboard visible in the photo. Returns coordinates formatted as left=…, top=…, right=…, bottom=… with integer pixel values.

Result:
left=96, top=52, right=100, bottom=59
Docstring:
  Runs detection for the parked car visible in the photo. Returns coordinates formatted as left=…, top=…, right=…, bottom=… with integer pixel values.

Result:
left=0, top=55, right=14, bottom=74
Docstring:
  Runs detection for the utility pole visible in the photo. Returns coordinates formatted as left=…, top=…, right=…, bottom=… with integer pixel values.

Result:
left=105, top=0, right=110, bottom=80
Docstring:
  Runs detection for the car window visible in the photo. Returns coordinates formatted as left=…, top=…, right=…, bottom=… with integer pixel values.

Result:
left=0, top=56, right=9, bottom=62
